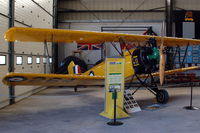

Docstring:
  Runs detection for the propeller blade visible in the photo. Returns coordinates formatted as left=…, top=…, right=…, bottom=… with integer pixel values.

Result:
left=159, top=22, right=166, bottom=85
left=159, top=48, right=165, bottom=85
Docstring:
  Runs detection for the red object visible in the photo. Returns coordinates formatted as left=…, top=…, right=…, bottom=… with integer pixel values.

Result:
left=78, top=43, right=102, bottom=50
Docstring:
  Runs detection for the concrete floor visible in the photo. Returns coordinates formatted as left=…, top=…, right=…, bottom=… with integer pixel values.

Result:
left=0, top=86, right=200, bottom=133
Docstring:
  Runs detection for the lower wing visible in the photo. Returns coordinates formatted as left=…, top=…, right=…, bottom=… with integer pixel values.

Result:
left=125, top=66, right=199, bottom=82
left=2, top=73, right=104, bottom=86
left=2, top=66, right=198, bottom=86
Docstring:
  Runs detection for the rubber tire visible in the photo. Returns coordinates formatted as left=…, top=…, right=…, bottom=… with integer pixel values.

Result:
left=57, top=56, right=87, bottom=74
left=156, top=89, right=169, bottom=104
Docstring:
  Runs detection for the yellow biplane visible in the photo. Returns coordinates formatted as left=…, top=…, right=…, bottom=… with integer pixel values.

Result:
left=2, top=27, right=200, bottom=104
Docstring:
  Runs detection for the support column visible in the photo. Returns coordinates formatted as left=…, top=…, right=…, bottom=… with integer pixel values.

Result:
left=165, top=0, right=174, bottom=69
left=52, top=0, right=58, bottom=73
left=8, top=0, right=15, bottom=104
left=165, top=0, right=173, bottom=36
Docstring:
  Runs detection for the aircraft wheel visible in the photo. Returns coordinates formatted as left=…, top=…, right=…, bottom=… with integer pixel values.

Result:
left=74, top=86, right=78, bottom=92
left=6, top=76, right=27, bottom=82
left=156, top=89, right=169, bottom=104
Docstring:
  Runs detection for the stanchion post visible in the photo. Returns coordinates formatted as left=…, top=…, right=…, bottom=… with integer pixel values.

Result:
left=107, top=89, right=123, bottom=126
left=183, top=77, right=199, bottom=110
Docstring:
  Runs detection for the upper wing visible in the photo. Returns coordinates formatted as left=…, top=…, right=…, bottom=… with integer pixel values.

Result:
left=3, top=73, right=104, bottom=86
left=5, top=27, right=200, bottom=47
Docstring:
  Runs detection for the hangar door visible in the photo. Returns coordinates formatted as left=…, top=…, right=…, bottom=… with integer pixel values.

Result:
left=13, top=0, right=53, bottom=102
left=0, top=0, right=54, bottom=108
left=0, top=0, right=10, bottom=108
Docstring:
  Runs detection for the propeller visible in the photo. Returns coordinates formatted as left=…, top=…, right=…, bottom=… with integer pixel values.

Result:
left=159, top=22, right=166, bottom=85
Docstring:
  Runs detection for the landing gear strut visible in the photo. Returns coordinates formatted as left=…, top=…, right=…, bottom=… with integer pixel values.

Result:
left=74, top=86, right=78, bottom=92
left=127, top=74, right=169, bottom=104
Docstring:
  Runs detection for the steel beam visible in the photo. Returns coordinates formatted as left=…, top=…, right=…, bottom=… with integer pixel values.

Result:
left=58, top=9, right=164, bottom=13
left=165, top=0, right=174, bottom=70
left=8, top=0, right=15, bottom=104
left=0, top=12, right=11, bottom=18
left=52, top=0, right=58, bottom=73
left=59, top=19, right=163, bottom=23
left=15, top=20, right=32, bottom=27
left=32, top=0, right=53, bottom=17
left=165, top=0, right=174, bottom=37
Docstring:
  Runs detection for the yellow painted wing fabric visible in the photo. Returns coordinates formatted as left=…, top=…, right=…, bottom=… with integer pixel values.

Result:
left=5, top=27, right=200, bottom=47
left=3, top=66, right=198, bottom=86
left=2, top=73, right=104, bottom=86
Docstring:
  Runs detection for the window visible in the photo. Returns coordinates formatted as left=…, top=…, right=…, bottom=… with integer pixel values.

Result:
left=49, top=57, right=52, bottom=64
left=43, top=57, right=47, bottom=64
left=0, top=55, right=6, bottom=65
left=36, top=57, right=40, bottom=64
left=16, top=56, right=23, bottom=65
left=27, top=56, right=32, bottom=64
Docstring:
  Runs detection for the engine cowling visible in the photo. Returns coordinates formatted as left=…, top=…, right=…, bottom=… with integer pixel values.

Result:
left=132, top=47, right=159, bottom=74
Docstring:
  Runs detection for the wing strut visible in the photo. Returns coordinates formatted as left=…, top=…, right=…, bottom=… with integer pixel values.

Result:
left=110, top=42, right=123, bottom=56
left=125, top=73, right=169, bottom=104
left=119, top=38, right=133, bottom=56
left=44, top=41, right=53, bottom=73
left=180, top=43, right=189, bottom=68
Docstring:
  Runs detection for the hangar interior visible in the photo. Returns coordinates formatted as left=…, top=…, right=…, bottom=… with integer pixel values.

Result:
left=0, top=0, right=200, bottom=133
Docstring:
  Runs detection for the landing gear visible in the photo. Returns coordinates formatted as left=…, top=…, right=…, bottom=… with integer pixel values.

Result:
left=74, top=86, right=78, bottom=92
left=127, top=74, right=169, bottom=104
left=156, top=89, right=169, bottom=104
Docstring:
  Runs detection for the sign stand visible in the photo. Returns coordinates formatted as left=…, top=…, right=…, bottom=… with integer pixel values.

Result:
left=107, top=89, right=123, bottom=126
left=100, top=57, right=129, bottom=119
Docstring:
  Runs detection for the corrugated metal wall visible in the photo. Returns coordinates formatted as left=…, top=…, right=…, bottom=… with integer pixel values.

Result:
left=176, top=0, right=200, bottom=10
left=58, top=0, right=165, bottom=22
left=59, top=0, right=164, bottom=10
left=58, top=0, right=200, bottom=22
left=0, top=0, right=54, bottom=108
